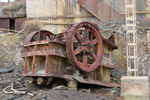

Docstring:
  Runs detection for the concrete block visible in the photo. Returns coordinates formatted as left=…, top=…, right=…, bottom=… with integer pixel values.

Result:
left=121, top=76, right=149, bottom=100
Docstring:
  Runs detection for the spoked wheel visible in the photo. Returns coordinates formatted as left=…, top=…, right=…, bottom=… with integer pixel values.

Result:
left=66, top=22, right=103, bottom=72
left=23, top=30, right=55, bottom=45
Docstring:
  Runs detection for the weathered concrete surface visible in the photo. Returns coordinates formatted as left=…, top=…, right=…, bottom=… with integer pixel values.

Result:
left=26, top=0, right=56, bottom=18
left=121, top=76, right=149, bottom=100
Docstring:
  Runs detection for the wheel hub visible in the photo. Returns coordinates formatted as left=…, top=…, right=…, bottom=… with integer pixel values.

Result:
left=86, top=43, right=92, bottom=52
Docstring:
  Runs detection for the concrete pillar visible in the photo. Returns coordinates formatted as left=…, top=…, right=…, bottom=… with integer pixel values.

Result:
left=121, top=76, right=149, bottom=100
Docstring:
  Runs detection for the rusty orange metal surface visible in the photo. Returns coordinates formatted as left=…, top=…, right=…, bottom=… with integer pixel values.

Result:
left=15, top=18, right=26, bottom=31
left=77, top=0, right=123, bottom=21
left=0, top=18, right=9, bottom=29
left=0, top=17, right=26, bottom=31
left=74, top=78, right=120, bottom=87
left=21, top=22, right=119, bottom=87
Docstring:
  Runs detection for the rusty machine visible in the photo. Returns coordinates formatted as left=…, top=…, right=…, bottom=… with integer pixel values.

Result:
left=21, top=22, right=119, bottom=90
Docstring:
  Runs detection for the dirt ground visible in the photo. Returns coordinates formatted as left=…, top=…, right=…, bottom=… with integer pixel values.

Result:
left=0, top=79, right=121, bottom=100
left=0, top=66, right=121, bottom=100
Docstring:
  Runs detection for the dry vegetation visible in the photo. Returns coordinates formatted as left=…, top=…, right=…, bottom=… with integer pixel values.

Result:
left=23, top=21, right=42, bottom=34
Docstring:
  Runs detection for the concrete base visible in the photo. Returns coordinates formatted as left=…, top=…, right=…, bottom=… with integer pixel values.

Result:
left=121, top=76, right=149, bottom=100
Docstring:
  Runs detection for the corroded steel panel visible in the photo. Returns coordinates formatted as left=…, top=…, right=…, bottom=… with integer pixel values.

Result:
left=0, top=19, right=9, bottom=29
left=77, top=0, right=123, bottom=21
left=15, top=18, right=26, bottom=31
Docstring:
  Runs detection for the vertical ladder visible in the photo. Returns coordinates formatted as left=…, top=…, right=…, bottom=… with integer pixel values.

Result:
left=125, top=0, right=138, bottom=76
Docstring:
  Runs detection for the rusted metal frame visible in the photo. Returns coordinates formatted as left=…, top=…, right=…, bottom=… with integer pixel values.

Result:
left=52, top=39, right=66, bottom=45
left=74, top=78, right=120, bottom=87
left=31, top=45, right=36, bottom=74
left=100, top=62, right=115, bottom=69
left=24, top=40, right=66, bottom=47
left=31, top=55, right=35, bottom=74
left=21, top=50, right=68, bottom=58
left=24, top=40, right=49, bottom=47
left=23, top=57, right=27, bottom=74
left=23, top=30, right=54, bottom=45
left=23, top=48, right=28, bottom=74
left=103, top=38, right=118, bottom=50
left=38, top=31, right=41, bottom=41
left=77, top=0, right=123, bottom=21
left=20, top=73, right=73, bottom=80
left=100, top=65, right=104, bottom=81
left=44, top=43, right=49, bottom=75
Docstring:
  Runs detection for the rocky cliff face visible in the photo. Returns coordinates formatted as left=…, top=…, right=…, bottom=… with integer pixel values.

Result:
left=95, top=18, right=150, bottom=82
left=0, top=33, right=25, bottom=68
left=0, top=0, right=26, bottom=17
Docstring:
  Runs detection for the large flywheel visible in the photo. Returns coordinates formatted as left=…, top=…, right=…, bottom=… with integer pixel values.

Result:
left=66, top=22, right=103, bottom=72
left=23, top=30, right=55, bottom=45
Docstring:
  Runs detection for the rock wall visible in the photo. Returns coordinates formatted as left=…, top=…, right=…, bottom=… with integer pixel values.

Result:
left=94, top=18, right=150, bottom=83
left=0, top=0, right=26, bottom=17
left=0, top=33, right=25, bottom=69
left=0, top=33, right=26, bottom=85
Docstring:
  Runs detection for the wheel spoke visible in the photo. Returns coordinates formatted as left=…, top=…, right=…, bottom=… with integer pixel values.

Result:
left=75, top=47, right=82, bottom=55
left=91, top=38, right=98, bottom=45
left=91, top=52, right=97, bottom=60
left=85, top=27, right=89, bottom=40
left=90, top=33, right=94, bottom=40
left=83, top=54, right=88, bottom=64
left=38, top=31, right=41, bottom=41
left=75, top=33, right=83, bottom=43
left=78, top=62, right=92, bottom=67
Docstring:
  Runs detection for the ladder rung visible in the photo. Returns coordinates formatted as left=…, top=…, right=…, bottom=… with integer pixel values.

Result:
left=127, top=56, right=137, bottom=58
left=127, top=30, right=136, bottom=33
left=126, top=5, right=135, bottom=8
left=126, top=18, right=136, bottom=20
left=128, top=43, right=137, bottom=46
left=127, top=69, right=138, bottom=72
left=126, top=24, right=136, bottom=27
